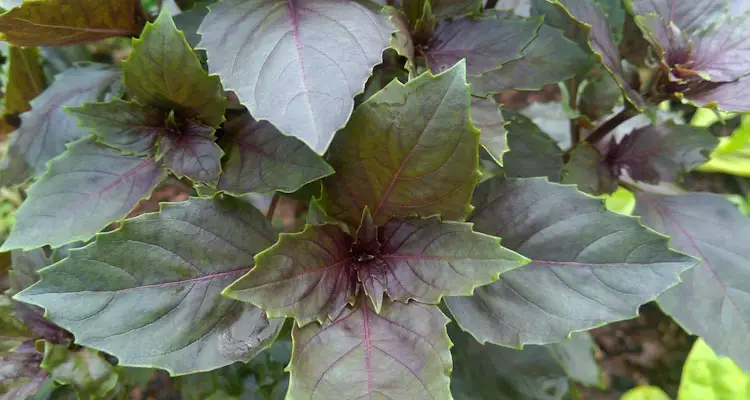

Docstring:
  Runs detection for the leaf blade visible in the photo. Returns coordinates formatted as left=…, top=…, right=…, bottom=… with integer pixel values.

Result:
left=445, top=177, right=696, bottom=346
left=14, top=197, right=282, bottom=374
left=320, top=61, right=481, bottom=227
left=287, top=299, right=452, bottom=400
left=198, top=0, right=392, bottom=153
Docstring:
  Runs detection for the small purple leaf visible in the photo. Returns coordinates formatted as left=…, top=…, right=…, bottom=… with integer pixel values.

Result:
left=686, top=77, right=750, bottom=112
left=223, top=224, right=357, bottom=326
left=158, top=120, right=223, bottom=185
left=287, top=298, right=452, bottom=399
left=607, top=123, right=717, bottom=184
left=690, top=16, right=750, bottom=82
left=629, top=0, right=725, bottom=36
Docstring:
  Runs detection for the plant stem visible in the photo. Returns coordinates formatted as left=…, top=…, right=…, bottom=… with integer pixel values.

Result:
left=568, top=78, right=580, bottom=144
left=585, top=106, right=636, bottom=145
left=267, top=193, right=280, bottom=222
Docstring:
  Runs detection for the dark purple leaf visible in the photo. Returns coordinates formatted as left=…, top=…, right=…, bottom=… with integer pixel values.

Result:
left=607, top=123, right=717, bottom=184
left=217, top=113, right=333, bottom=195
left=67, top=99, right=167, bottom=156
left=1, top=138, right=167, bottom=251
left=635, top=192, right=750, bottom=370
left=358, top=215, right=527, bottom=311
left=223, top=224, right=358, bottom=326
left=445, top=177, right=695, bottom=346
left=287, top=298, right=452, bottom=399
left=423, top=15, right=540, bottom=75
left=158, top=120, right=222, bottom=185
left=0, top=66, right=120, bottom=185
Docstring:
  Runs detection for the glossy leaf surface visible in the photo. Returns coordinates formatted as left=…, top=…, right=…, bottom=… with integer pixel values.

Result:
left=321, top=62, right=480, bottom=227
left=287, top=299, right=452, bottom=400
left=224, top=224, right=357, bottom=326
left=446, top=177, right=696, bottom=346
left=158, top=121, right=223, bottom=185
left=0, top=66, right=120, bottom=185
left=1, top=138, right=166, bottom=251
left=123, top=10, right=226, bottom=127
left=15, top=198, right=282, bottom=374
left=218, top=113, right=333, bottom=195
left=635, top=192, right=750, bottom=371
left=0, top=0, right=138, bottom=46
left=198, top=0, right=391, bottom=153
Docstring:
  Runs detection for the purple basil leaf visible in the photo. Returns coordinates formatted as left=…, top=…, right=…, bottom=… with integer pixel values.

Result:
left=14, top=197, right=282, bottom=375
left=579, top=71, right=621, bottom=121
left=470, top=24, right=592, bottom=93
left=686, top=76, right=750, bottom=111
left=628, top=0, right=726, bottom=35
left=430, top=0, right=483, bottom=18
left=635, top=192, right=750, bottom=371
left=358, top=216, right=527, bottom=311
left=1, top=138, right=167, bottom=251
left=67, top=99, right=167, bottom=156
left=197, top=0, right=391, bottom=153
left=287, top=298, right=452, bottom=399
left=445, top=177, right=696, bottom=346
left=471, top=96, right=507, bottom=164
left=158, top=120, right=223, bottom=185
left=223, top=224, right=358, bottom=326
left=607, top=123, right=717, bottom=184
left=123, top=10, right=227, bottom=128
left=689, top=16, right=750, bottom=82
left=320, top=62, right=480, bottom=227
left=0, top=66, right=120, bottom=185
left=502, top=110, right=564, bottom=181
left=561, top=142, right=618, bottom=195
left=423, top=15, right=540, bottom=75
left=385, top=7, right=417, bottom=74
left=542, top=0, right=644, bottom=108
left=217, top=113, right=334, bottom=195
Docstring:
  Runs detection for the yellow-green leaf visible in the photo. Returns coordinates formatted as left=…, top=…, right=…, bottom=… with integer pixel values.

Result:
left=0, top=0, right=139, bottom=46
left=3, top=45, right=44, bottom=117
left=678, top=339, right=750, bottom=400
left=697, top=116, right=750, bottom=176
